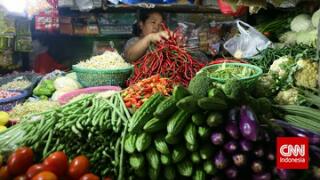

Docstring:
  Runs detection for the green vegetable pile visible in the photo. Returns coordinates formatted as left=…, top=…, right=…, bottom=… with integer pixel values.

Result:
left=32, top=79, right=56, bottom=99
left=0, top=93, right=131, bottom=179
left=208, top=65, right=257, bottom=80
left=124, top=85, right=220, bottom=179
left=247, top=44, right=317, bottom=72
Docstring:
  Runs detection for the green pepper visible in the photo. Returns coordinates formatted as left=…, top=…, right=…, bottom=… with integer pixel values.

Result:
left=43, top=80, right=55, bottom=92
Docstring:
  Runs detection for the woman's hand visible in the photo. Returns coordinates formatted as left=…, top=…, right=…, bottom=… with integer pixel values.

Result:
left=147, top=31, right=170, bottom=43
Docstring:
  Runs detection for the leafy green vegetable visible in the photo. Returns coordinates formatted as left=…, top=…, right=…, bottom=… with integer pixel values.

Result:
left=209, top=65, right=256, bottom=80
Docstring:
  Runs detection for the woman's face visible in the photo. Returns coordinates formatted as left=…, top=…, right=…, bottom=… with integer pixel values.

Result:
left=139, top=12, right=163, bottom=36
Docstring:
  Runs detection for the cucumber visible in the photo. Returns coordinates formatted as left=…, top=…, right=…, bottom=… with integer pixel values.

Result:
left=207, top=112, right=223, bottom=127
left=136, top=133, right=152, bottom=152
left=167, top=109, right=191, bottom=136
left=198, top=97, right=228, bottom=111
left=146, top=147, right=160, bottom=170
left=129, top=93, right=164, bottom=133
left=154, top=134, right=170, bottom=154
left=165, top=133, right=180, bottom=145
left=177, top=159, right=193, bottom=177
left=124, top=133, right=137, bottom=154
left=199, top=145, right=214, bottom=160
left=186, top=142, right=199, bottom=152
left=149, top=166, right=160, bottom=180
left=173, top=85, right=190, bottom=101
left=161, top=154, right=172, bottom=165
left=172, top=145, right=187, bottom=163
left=193, top=169, right=206, bottom=180
left=154, top=96, right=178, bottom=119
left=143, top=117, right=166, bottom=133
left=192, top=113, right=206, bottom=126
left=191, top=152, right=201, bottom=164
left=184, top=123, right=197, bottom=145
left=177, top=96, right=201, bottom=113
left=134, top=167, right=146, bottom=178
left=129, top=154, right=145, bottom=170
left=164, top=166, right=176, bottom=180
left=203, top=160, right=216, bottom=175
left=198, top=126, right=210, bottom=139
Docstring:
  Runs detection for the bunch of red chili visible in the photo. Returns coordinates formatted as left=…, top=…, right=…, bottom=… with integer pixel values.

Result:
left=127, top=23, right=205, bottom=87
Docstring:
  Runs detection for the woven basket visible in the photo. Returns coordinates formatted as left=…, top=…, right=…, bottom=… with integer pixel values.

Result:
left=200, top=63, right=263, bottom=89
left=0, top=72, right=42, bottom=95
left=0, top=90, right=29, bottom=111
left=72, top=65, right=133, bottom=87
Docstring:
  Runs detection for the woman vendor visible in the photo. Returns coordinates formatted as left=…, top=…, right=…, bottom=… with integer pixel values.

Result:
left=123, top=10, right=170, bottom=62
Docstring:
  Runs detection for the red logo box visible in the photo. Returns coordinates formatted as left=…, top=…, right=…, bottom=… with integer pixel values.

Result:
left=276, top=137, right=309, bottom=169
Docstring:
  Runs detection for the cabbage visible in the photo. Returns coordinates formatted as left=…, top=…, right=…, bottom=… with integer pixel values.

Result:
left=279, top=31, right=297, bottom=45
left=51, top=90, right=69, bottom=101
left=290, top=14, right=313, bottom=32
left=312, top=9, right=320, bottom=28
left=53, top=76, right=81, bottom=91
left=296, top=29, right=317, bottom=47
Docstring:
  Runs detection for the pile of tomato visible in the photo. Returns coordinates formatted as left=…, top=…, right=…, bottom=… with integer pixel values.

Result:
left=0, top=147, right=109, bottom=180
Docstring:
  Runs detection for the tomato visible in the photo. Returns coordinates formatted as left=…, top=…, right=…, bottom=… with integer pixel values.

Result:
left=31, top=171, right=58, bottom=180
left=7, top=147, right=34, bottom=176
left=26, top=164, right=45, bottom=179
left=13, top=175, right=28, bottom=180
left=43, top=151, right=68, bottom=177
left=0, top=166, right=10, bottom=180
left=79, top=173, right=100, bottom=180
left=68, top=155, right=90, bottom=179
left=104, top=177, right=112, bottom=180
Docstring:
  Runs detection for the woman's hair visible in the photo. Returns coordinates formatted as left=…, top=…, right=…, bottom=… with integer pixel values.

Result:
left=132, top=10, right=164, bottom=36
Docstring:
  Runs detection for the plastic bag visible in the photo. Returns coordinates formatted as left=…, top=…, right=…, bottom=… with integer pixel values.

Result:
left=224, top=20, right=271, bottom=59
left=75, top=0, right=93, bottom=11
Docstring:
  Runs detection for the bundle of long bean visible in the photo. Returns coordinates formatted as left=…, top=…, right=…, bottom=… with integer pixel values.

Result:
left=247, top=44, right=317, bottom=72
left=0, top=93, right=131, bottom=179
left=127, top=24, right=205, bottom=86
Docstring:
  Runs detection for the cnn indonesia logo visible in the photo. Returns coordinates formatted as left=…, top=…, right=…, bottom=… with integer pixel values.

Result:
left=277, top=137, right=309, bottom=169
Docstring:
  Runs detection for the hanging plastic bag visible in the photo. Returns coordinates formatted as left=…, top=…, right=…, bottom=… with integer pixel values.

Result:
left=75, top=0, right=93, bottom=11
left=223, top=20, right=271, bottom=59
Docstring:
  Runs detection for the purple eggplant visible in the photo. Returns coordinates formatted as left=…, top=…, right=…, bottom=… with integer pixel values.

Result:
left=232, top=153, right=246, bottom=167
left=224, top=140, right=238, bottom=154
left=214, top=151, right=228, bottom=169
left=254, top=147, right=265, bottom=158
left=211, top=132, right=225, bottom=145
left=310, top=145, right=320, bottom=160
left=239, top=139, right=253, bottom=152
left=225, top=166, right=238, bottom=179
left=225, top=121, right=240, bottom=139
left=273, top=119, right=320, bottom=145
left=277, top=169, right=294, bottom=180
left=240, top=105, right=259, bottom=141
left=252, top=173, right=271, bottom=180
left=251, top=160, right=264, bottom=173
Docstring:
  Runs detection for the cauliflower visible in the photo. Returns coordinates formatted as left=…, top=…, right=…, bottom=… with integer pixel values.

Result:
left=269, top=56, right=294, bottom=78
left=254, top=73, right=279, bottom=97
left=274, top=88, right=299, bottom=105
left=294, top=59, right=318, bottom=89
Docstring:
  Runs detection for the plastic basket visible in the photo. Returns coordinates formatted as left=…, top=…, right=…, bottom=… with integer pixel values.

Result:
left=0, top=72, right=42, bottom=95
left=199, top=63, right=263, bottom=89
left=0, top=90, right=29, bottom=111
left=72, top=65, right=134, bottom=87
left=58, top=86, right=122, bottom=105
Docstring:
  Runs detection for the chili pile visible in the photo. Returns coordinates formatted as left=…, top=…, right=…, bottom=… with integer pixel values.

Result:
left=127, top=24, right=205, bottom=86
